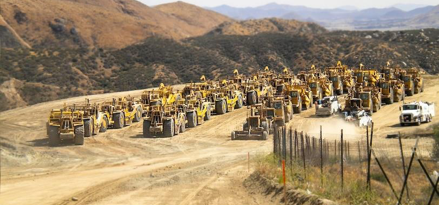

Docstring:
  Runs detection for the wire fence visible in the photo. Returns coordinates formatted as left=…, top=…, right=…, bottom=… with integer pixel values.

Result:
left=272, top=123, right=438, bottom=204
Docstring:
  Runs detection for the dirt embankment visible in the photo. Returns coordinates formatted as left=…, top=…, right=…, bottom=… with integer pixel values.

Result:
left=244, top=172, right=335, bottom=205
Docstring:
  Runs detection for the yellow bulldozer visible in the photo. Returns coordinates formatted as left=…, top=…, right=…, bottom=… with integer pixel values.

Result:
left=143, top=104, right=186, bottom=137
left=325, top=61, right=351, bottom=95
left=47, top=108, right=85, bottom=146
left=101, top=96, right=143, bottom=129
left=47, top=99, right=109, bottom=146
left=140, top=83, right=182, bottom=116
left=184, top=94, right=212, bottom=127
left=354, top=64, right=380, bottom=86
left=379, top=79, right=405, bottom=104
left=402, top=68, right=424, bottom=96
left=358, top=86, right=382, bottom=114
left=213, top=86, right=243, bottom=114
left=231, top=103, right=270, bottom=140
left=286, top=83, right=313, bottom=113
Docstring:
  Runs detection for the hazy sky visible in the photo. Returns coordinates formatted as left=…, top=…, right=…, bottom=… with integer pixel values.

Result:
left=139, top=0, right=437, bottom=9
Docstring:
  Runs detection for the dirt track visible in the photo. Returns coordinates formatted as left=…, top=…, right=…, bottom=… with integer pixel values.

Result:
left=0, top=76, right=438, bottom=205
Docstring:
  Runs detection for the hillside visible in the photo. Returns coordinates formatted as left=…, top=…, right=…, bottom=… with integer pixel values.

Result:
left=0, top=0, right=231, bottom=49
left=2, top=28, right=439, bottom=111
left=207, top=18, right=326, bottom=36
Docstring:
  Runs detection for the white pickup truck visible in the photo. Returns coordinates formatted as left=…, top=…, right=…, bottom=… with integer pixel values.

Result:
left=315, top=96, right=341, bottom=116
left=400, top=101, right=435, bottom=126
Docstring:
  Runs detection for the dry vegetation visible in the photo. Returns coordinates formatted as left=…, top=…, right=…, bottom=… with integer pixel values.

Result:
left=254, top=153, right=439, bottom=204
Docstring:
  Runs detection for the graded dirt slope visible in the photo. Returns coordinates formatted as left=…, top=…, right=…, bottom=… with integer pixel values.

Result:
left=0, top=76, right=438, bottom=204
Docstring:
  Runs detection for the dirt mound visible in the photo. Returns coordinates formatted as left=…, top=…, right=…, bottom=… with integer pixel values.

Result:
left=244, top=172, right=335, bottom=205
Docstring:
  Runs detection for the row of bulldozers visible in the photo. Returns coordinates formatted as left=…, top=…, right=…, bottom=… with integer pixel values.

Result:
left=47, top=97, right=143, bottom=146
left=46, top=61, right=424, bottom=145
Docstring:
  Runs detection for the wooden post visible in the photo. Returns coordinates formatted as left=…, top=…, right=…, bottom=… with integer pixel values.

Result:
left=301, top=132, right=306, bottom=180
left=274, top=127, right=278, bottom=155
left=366, top=125, right=371, bottom=189
left=398, top=132, right=410, bottom=199
left=289, top=128, right=293, bottom=168
left=282, top=127, right=287, bottom=161
left=295, top=130, right=298, bottom=160
left=282, top=160, right=287, bottom=205
left=320, top=125, right=323, bottom=186
left=341, top=129, right=344, bottom=191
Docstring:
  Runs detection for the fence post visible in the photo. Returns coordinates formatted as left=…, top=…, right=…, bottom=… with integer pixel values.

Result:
left=289, top=127, right=293, bottom=168
left=341, top=129, right=344, bottom=191
left=398, top=137, right=419, bottom=205
left=301, top=131, right=306, bottom=180
left=274, top=126, right=278, bottom=156
left=282, top=127, right=287, bottom=161
left=398, top=132, right=410, bottom=199
left=320, top=125, right=323, bottom=186
left=366, top=125, right=371, bottom=189
left=295, top=130, right=298, bottom=160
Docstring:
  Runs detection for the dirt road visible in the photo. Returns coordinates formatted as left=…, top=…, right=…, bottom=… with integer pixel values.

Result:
left=0, top=76, right=438, bottom=204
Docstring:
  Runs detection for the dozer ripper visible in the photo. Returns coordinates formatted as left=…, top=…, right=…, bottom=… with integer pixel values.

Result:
left=231, top=104, right=270, bottom=141
left=143, top=104, right=186, bottom=137
left=402, top=68, right=424, bottom=96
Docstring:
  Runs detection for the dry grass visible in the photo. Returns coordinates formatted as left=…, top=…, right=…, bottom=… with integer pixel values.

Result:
left=253, top=153, right=439, bottom=204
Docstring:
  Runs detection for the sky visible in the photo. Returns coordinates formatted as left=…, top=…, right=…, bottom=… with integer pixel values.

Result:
left=139, top=0, right=437, bottom=9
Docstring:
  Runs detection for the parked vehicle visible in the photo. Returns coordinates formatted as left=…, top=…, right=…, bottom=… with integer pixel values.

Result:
left=400, top=101, right=435, bottom=126
left=315, top=96, right=341, bottom=116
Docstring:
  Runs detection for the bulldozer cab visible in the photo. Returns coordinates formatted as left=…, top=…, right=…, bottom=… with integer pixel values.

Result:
left=289, top=90, right=300, bottom=104
left=359, top=92, right=371, bottom=108
left=275, top=84, right=285, bottom=95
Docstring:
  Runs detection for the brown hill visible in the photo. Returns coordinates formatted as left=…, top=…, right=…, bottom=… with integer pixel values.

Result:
left=155, top=1, right=233, bottom=31
left=208, top=18, right=326, bottom=36
left=407, top=5, right=439, bottom=28
left=0, top=0, right=231, bottom=49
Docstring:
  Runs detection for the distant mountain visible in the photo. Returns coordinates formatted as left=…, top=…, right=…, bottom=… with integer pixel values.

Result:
left=207, top=3, right=439, bottom=30
left=407, top=5, right=439, bottom=28
left=393, top=3, right=431, bottom=11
